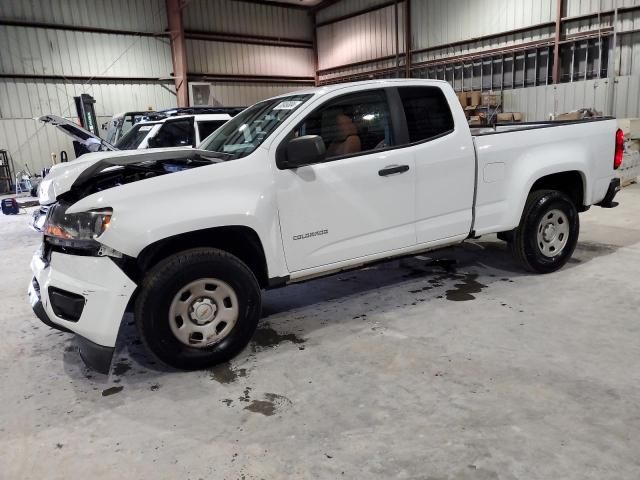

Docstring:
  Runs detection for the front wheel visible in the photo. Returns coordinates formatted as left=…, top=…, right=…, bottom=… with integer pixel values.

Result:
left=135, top=248, right=261, bottom=370
left=510, top=189, right=579, bottom=273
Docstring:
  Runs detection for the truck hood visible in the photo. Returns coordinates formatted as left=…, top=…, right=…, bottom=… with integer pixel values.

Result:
left=39, top=114, right=118, bottom=151
left=38, top=147, right=224, bottom=205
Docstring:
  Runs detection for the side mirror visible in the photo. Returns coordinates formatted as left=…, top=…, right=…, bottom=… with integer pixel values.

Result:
left=283, top=135, right=326, bottom=168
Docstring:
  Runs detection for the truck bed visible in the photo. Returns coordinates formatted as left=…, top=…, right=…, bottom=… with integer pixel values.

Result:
left=470, top=116, right=618, bottom=236
left=470, top=117, right=615, bottom=136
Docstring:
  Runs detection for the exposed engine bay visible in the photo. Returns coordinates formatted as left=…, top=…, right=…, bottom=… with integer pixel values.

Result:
left=66, top=149, right=224, bottom=200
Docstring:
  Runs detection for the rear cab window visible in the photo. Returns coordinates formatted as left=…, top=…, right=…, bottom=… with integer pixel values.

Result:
left=397, top=86, right=454, bottom=143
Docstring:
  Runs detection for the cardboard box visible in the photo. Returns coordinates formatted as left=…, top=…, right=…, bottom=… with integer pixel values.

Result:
left=512, top=112, right=523, bottom=122
left=555, top=111, right=583, bottom=121
left=458, top=92, right=468, bottom=108
left=481, top=92, right=498, bottom=106
left=497, top=113, right=514, bottom=122
left=468, top=115, right=482, bottom=126
left=470, top=91, right=481, bottom=107
left=617, top=118, right=640, bottom=140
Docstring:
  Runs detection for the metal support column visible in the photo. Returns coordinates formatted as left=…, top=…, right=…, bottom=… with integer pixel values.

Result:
left=394, top=0, right=400, bottom=77
left=312, top=13, right=320, bottom=85
left=405, top=0, right=411, bottom=78
left=552, top=0, right=563, bottom=83
left=607, top=7, right=618, bottom=116
left=166, top=0, right=189, bottom=107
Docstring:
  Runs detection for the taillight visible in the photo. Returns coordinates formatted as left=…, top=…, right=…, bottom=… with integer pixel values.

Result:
left=614, top=128, right=624, bottom=170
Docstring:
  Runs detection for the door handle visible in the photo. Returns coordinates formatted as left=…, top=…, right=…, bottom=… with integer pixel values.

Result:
left=378, top=164, right=410, bottom=177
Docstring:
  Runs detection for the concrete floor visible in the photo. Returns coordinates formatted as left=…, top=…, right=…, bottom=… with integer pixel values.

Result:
left=1, top=186, right=639, bottom=480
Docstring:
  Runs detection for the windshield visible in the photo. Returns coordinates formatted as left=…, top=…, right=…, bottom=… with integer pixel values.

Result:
left=200, top=94, right=312, bottom=159
left=116, top=123, right=158, bottom=150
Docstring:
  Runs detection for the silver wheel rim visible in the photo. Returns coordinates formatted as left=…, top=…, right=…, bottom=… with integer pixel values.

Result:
left=168, top=278, right=239, bottom=348
left=536, top=208, right=570, bottom=258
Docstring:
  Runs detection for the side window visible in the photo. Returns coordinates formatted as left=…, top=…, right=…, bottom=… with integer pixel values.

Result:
left=152, top=118, right=194, bottom=148
left=197, top=120, right=227, bottom=141
left=293, top=90, right=394, bottom=160
left=398, top=87, right=454, bottom=143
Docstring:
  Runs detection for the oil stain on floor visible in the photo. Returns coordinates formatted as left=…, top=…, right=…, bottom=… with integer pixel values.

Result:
left=251, top=324, right=305, bottom=352
left=209, top=363, right=247, bottom=384
left=243, top=393, right=292, bottom=416
left=445, top=273, right=488, bottom=301
left=101, top=386, right=124, bottom=397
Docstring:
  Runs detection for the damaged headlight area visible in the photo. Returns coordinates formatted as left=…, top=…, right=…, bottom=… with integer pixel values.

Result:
left=44, top=202, right=112, bottom=251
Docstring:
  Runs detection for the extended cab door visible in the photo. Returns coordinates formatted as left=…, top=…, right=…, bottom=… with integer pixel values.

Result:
left=274, top=89, right=416, bottom=272
left=395, top=86, right=476, bottom=243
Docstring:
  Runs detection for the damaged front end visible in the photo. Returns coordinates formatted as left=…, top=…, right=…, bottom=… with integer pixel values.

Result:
left=30, top=149, right=225, bottom=373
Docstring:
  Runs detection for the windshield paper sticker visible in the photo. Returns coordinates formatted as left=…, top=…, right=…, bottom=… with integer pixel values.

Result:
left=273, top=100, right=303, bottom=110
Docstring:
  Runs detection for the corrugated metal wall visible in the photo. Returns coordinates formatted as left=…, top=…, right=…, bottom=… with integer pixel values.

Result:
left=0, top=0, right=176, bottom=171
left=502, top=0, right=640, bottom=119
left=1, top=0, right=168, bottom=32
left=184, top=0, right=312, bottom=40
left=183, top=0, right=315, bottom=99
left=412, top=0, right=556, bottom=50
left=0, top=0, right=315, bottom=172
left=317, top=3, right=406, bottom=71
left=0, top=26, right=173, bottom=78
left=203, top=82, right=310, bottom=107
left=566, top=0, right=640, bottom=16
left=503, top=75, right=640, bottom=120
left=187, top=40, right=313, bottom=77
left=0, top=78, right=177, bottom=172
left=316, top=0, right=390, bottom=24
left=316, top=0, right=407, bottom=83
left=315, top=0, right=640, bottom=119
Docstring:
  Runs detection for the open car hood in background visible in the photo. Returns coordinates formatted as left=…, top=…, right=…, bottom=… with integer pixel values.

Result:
left=38, top=115, right=118, bottom=151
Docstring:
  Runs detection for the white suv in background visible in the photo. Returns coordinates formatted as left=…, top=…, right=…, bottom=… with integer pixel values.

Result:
left=39, top=112, right=238, bottom=152
left=115, top=114, right=233, bottom=150
left=32, top=111, right=241, bottom=231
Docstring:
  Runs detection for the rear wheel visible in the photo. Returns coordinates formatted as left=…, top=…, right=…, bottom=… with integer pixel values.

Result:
left=510, top=189, right=579, bottom=273
left=135, top=248, right=261, bottom=370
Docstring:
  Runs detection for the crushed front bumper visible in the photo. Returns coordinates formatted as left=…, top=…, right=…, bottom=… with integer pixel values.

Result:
left=28, top=248, right=136, bottom=373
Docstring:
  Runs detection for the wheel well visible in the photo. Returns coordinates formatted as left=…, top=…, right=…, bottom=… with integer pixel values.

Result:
left=135, top=226, right=269, bottom=288
left=530, top=171, right=586, bottom=211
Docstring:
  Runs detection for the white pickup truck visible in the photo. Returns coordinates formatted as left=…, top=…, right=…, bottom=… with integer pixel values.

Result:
left=29, top=79, right=623, bottom=373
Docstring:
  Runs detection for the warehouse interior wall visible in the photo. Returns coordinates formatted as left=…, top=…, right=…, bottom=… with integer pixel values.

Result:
left=315, top=0, right=640, bottom=121
left=0, top=0, right=176, bottom=171
left=182, top=0, right=315, bottom=104
left=0, top=0, right=315, bottom=172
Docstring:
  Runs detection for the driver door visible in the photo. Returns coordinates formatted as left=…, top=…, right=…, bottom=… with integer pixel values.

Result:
left=274, top=89, right=416, bottom=273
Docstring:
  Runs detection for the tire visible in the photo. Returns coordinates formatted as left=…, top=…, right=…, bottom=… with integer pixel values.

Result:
left=510, top=189, right=579, bottom=274
left=135, top=248, right=261, bottom=370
